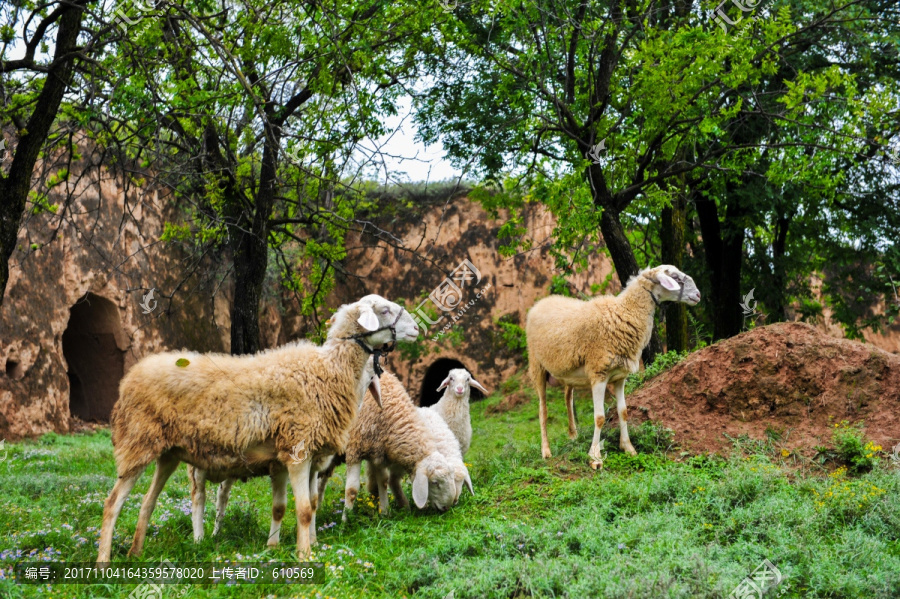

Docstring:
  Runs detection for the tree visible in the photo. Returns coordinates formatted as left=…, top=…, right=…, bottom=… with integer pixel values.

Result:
left=416, top=0, right=898, bottom=352
left=0, top=0, right=89, bottom=307
left=105, top=0, right=436, bottom=353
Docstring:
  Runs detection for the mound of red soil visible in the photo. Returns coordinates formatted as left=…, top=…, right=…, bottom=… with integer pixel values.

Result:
left=628, top=322, right=900, bottom=455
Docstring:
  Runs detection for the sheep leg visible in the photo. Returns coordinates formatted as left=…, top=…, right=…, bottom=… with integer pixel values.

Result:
left=342, top=461, right=362, bottom=522
left=366, top=464, right=379, bottom=496
left=317, top=476, right=329, bottom=508
left=129, top=455, right=179, bottom=557
left=316, top=457, right=339, bottom=507
left=212, top=478, right=235, bottom=537
left=97, top=471, right=142, bottom=562
left=189, top=466, right=207, bottom=542
left=389, top=468, right=409, bottom=509
left=375, top=467, right=390, bottom=515
left=588, top=380, right=608, bottom=469
left=615, top=380, right=637, bottom=455
left=564, top=386, right=577, bottom=440
left=533, top=364, right=552, bottom=459
left=268, top=469, right=289, bottom=547
left=308, top=470, right=319, bottom=546
left=287, top=460, right=314, bottom=559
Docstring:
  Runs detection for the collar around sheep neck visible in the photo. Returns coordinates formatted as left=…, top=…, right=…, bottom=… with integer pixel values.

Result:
left=341, top=310, right=403, bottom=377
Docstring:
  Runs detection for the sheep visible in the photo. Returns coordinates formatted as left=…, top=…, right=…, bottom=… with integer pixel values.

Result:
left=416, top=406, right=474, bottom=499
left=431, top=368, right=488, bottom=456
left=525, top=265, right=700, bottom=468
left=187, top=356, right=378, bottom=546
left=341, top=370, right=473, bottom=520
left=96, top=294, right=418, bottom=562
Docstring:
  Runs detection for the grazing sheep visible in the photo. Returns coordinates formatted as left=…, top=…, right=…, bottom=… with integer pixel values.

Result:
left=97, top=294, right=418, bottom=562
left=341, top=371, right=472, bottom=520
left=526, top=265, right=700, bottom=467
left=189, top=356, right=378, bottom=546
left=431, top=368, right=488, bottom=456
left=416, top=407, right=474, bottom=499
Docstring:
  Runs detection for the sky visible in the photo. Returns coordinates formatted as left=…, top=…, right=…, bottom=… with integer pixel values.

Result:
left=355, top=95, right=464, bottom=184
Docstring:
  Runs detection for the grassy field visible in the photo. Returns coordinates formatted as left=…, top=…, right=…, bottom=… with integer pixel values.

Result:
left=2, top=377, right=900, bottom=598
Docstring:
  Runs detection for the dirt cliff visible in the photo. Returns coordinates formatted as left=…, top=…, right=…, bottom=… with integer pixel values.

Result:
left=0, top=153, right=228, bottom=439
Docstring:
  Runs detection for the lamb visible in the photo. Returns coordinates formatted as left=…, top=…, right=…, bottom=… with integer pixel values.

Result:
left=416, top=407, right=474, bottom=499
left=96, top=294, right=418, bottom=562
left=431, top=368, right=488, bottom=456
left=341, top=370, right=473, bottom=520
left=525, top=265, right=700, bottom=468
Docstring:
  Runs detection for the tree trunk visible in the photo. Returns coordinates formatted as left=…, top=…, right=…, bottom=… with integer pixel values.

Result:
left=720, top=206, right=746, bottom=336
left=0, top=1, right=85, bottom=308
left=228, top=130, right=280, bottom=355
left=229, top=221, right=269, bottom=355
left=599, top=207, right=665, bottom=364
left=696, top=194, right=745, bottom=339
left=661, top=197, right=689, bottom=352
left=770, top=209, right=793, bottom=322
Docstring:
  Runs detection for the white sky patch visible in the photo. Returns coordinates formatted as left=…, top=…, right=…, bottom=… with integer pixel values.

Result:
left=353, top=94, right=462, bottom=184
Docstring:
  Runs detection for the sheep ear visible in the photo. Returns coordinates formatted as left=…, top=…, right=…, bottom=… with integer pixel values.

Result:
left=464, top=471, right=475, bottom=496
left=412, top=466, right=429, bottom=508
left=469, top=378, right=488, bottom=394
left=437, top=376, right=451, bottom=392
left=357, top=305, right=379, bottom=331
left=657, top=272, right=680, bottom=291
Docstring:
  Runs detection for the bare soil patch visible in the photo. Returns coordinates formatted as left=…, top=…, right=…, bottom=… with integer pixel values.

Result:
left=627, top=322, right=900, bottom=455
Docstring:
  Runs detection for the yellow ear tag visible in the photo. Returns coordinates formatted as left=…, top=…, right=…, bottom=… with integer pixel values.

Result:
left=175, top=358, right=190, bottom=368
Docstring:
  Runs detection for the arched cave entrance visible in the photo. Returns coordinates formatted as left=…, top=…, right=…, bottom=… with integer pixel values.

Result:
left=62, top=293, right=126, bottom=422
left=419, top=358, right=485, bottom=407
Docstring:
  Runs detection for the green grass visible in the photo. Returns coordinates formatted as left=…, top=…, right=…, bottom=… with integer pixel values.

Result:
left=2, top=381, right=900, bottom=598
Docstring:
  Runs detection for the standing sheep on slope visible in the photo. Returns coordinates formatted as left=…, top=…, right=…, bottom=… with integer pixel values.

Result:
left=526, top=265, right=700, bottom=468
left=97, top=295, right=418, bottom=562
left=431, top=368, right=488, bottom=456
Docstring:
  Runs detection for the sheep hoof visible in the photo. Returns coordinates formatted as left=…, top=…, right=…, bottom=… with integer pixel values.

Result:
left=541, top=447, right=553, bottom=459
left=590, top=459, right=604, bottom=470
left=622, top=445, right=637, bottom=456
left=568, top=429, right=578, bottom=440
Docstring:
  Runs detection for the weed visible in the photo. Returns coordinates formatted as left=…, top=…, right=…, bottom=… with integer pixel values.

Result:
left=628, top=420, right=676, bottom=453
left=829, top=421, right=883, bottom=473
left=624, top=349, right=688, bottom=394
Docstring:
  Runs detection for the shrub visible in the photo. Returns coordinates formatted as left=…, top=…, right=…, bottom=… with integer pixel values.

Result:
left=830, top=421, right=882, bottom=473
left=496, top=314, right=528, bottom=361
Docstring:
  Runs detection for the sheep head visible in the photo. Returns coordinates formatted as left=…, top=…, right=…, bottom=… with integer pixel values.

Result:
left=437, top=368, right=489, bottom=398
left=329, top=295, right=420, bottom=349
left=644, top=265, right=701, bottom=306
left=412, top=452, right=457, bottom=511
left=353, top=294, right=420, bottom=347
